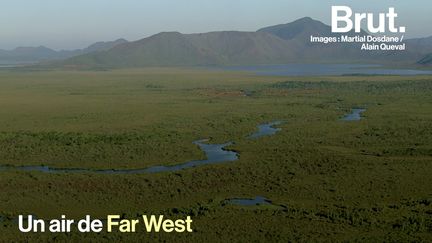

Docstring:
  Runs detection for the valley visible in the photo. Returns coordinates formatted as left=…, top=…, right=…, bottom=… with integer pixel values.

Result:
left=0, top=68, right=430, bottom=241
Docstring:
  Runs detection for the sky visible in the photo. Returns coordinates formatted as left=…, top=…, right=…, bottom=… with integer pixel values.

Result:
left=1, top=0, right=431, bottom=50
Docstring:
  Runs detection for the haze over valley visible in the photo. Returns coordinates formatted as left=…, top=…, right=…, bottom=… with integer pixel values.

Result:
left=1, top=17, right=431, bottom=67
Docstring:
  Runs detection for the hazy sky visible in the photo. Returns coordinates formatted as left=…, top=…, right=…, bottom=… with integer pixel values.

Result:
left=1, top=0, right=430, bottom=50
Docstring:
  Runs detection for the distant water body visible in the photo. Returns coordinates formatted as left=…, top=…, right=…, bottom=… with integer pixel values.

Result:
left=0, top=65, right=18, bottom=68
left=219, top=64, right=432, bottom=76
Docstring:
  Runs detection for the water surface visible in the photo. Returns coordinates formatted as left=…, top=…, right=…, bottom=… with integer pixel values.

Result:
left=0, top=121, right=283, bottom=174
left=341, top=108, right=366, bottom=121
left=220, top=64, right=432, bottom=76
left=226, top=196, right=271, bottom=206
left=249, top=121, right=283, bottom=139
left=0, top=139, right=237, bottom=174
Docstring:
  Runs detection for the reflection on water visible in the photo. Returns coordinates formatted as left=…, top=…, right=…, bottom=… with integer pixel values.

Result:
left=0, top=139, right=237, bottom=174
left=249, top=121, right=283, bottom=139
left=341, top=108, right=366, bottom=121
left=219, top=64, right=432, bottom=76
left=226, top=196, right=271, bottom=206
left=0, top=121, right=283, bottom=174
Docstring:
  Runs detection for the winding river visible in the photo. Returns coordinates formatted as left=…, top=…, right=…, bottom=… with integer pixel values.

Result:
left=0, top=121, right=283, bottom=174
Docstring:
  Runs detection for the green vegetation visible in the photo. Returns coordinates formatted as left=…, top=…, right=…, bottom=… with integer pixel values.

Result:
left=0, top=68, right=431, bottom=242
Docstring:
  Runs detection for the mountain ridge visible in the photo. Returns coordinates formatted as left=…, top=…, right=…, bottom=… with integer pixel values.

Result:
left=61, top=30, right=303, bottom=68
left=0, top=39, right=128, bottom=64
left=418, top=53, right=432, bottom=65
left=3, top=17, right=431, bottom=68
left=62, top=17, right=422, bottom=68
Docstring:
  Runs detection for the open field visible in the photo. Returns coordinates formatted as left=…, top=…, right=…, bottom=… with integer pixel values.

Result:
left=0, top=68, right=431, bottom=241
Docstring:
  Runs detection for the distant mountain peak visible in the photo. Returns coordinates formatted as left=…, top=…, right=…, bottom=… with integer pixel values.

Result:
left=2, top=17, right=430, bottom=67
left=153, top=31, right=183, bottom=37
left=85, top=38, right=128, bottom=52
left=0, top=38, right=128, bottom=64
left=292, top=16, right=314, bottom=23
left=258, top=17, right=370, bottom=42
left=115, top=38, right=128, bottom=42
left=257, top=17, right=330, bottom=40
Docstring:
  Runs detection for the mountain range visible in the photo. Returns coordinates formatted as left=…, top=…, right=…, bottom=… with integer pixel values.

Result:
left=0, top=39, right=127, bottom=64
left=2, top=17, right=431, bottom=67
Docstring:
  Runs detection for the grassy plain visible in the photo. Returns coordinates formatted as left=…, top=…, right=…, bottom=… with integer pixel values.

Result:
left=0, top=68, right=431, bottom=242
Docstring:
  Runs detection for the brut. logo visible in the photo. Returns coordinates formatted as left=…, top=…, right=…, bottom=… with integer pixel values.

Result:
left=331, top=6, right=406, bottom=33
